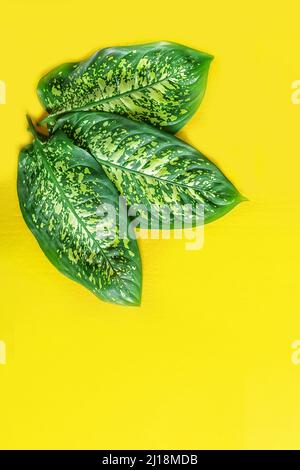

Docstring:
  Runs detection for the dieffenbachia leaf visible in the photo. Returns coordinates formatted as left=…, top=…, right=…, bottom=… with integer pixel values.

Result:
left=37, top=42, right=213, bottom=133
left=17, top=130, right=142, bottom=306
left=54, top=112, right=244, bottom=227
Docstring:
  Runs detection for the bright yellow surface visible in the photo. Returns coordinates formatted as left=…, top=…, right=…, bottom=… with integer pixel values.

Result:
left=0, top=0, right=300, bottom=450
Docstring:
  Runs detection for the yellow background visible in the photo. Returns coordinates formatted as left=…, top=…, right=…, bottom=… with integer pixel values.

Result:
left=0, top=0, right=300, bottom=450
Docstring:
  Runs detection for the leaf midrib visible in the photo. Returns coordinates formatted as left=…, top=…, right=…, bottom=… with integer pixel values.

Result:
left=37, top=143, right=119, bottom=276
left=50, top=76, right=174, bottom=118
left=95, top=154, right=207, bottom=196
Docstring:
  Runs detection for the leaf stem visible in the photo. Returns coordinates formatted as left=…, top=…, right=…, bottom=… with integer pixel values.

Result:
left=26, top=115, right=40, bottom=140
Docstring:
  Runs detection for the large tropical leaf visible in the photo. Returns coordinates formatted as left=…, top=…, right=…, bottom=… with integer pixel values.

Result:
left=17, top=130, right=142, bottom=306
left=38, top=42, right=213, bottom=133
left=54, top=112, right=244, bottom=228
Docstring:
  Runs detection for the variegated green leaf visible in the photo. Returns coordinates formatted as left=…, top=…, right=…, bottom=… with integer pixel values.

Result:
left=54, top=112, right=244, bottom=228
left=38, top=42, right=213, bottom=133
left=17, top=130, right=142, bottom=306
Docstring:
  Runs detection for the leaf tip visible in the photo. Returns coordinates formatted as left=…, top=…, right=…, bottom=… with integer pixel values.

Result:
left=238, top=193, right=249, bottom=203
left=125, top=291, right=142, bottom=307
